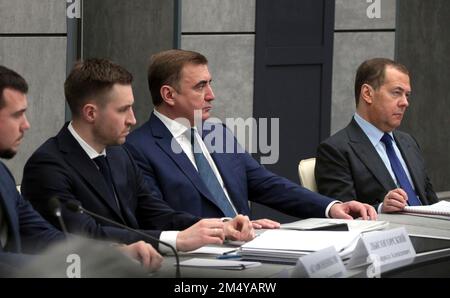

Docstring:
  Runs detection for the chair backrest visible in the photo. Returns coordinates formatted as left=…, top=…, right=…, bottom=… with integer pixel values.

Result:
left=298, top=158, right=317, bottom=192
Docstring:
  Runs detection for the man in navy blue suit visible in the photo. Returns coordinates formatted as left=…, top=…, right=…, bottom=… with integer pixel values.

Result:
left=125, top=49, right=377, bottom=226
left=21, top=59, right=254, bottom=255
left=0, top=65, right=163, bottom=276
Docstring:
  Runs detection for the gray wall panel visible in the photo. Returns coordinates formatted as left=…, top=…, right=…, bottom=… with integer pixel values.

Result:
left=396, top=0, right=450, bottom=192
left=83, top=0, right=175, bottom=126
left=182, top=0, right=255, bottom=32
left=0, top=0, right=66, bottom=33
left=335, top=0, right=396, bottom=30
left=0, top=37, right=67, bottom=182
left=181, top=35, right=254, bottom=121
left=331, top=32, right=395, bottom=134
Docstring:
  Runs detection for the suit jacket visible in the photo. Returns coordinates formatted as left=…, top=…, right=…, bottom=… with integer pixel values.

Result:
left=315, top=118, right=438, bottom=206
left=0, top=161, right=63, bottom=272
left=21, top=124, right=200, bottom=247
left=124, top=113, right=334, bottom=219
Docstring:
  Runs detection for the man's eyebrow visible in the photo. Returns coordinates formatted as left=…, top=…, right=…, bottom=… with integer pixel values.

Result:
left=392, top=86, right=406, bottom=91
left=12, top=108, right=27, bottom=115
left=194, top=79, right=211, bottom=88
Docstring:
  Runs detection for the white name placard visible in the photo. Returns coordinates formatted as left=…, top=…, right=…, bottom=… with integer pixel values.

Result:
left=291, top=246, right=347, bottom=278
left=347, top=227, right=416, bottom=277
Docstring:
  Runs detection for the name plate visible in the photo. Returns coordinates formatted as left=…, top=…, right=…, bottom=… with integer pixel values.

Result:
left=291, top=246, right=347, bottom=278
left=347, top=227, right=416, bottom=277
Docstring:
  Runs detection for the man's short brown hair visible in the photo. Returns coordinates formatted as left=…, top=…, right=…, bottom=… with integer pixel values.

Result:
left=65, top=58, right=133, bottom=117
left=354, top=58, right=409, bottom=106
left=0, top=65, right=28, bottom=109
left=147, top=49, right=208, bottom=106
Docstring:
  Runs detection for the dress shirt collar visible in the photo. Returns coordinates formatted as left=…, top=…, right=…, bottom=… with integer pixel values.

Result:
left=68, top=121, right=106, bottom=159
left=153, top=108, right=191, bottom=138
left=353, top=113, right=394, bottom=146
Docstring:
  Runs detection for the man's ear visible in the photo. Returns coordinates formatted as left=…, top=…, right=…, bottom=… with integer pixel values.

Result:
left=360, top=84, right=374, bottom=104
left=81, top=103, right=97, bottom=123
left=160, top=85, right=177, bottom=106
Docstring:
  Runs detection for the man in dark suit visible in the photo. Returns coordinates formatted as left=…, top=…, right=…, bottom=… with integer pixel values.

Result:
left=316, top=58, right=438, bottom=213
left=0, top=65, right=163, bottom=275
left=125, top=49, right=376, bottom=225
left=21, top=59, right=254, bottom=254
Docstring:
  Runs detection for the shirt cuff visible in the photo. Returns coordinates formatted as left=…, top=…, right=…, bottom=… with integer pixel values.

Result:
left=377, top=203, right=384, bottom=214
left=159, top=231, right=179, bottom=254
left=325, top=200, right=341, bottom=218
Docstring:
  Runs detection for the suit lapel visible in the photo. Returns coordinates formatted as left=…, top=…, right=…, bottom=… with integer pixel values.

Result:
left=0, top=180, right=20, bottom=252
left=394, top=133, right=428, bottom=204
left=203, top=125, right=247, bottom=214
left=149, top=115, right=222, bottom=209
left=106, top=148, right=134, bottom=225
left=56, top=126, right=125, bottom=222
left=209, top=152, right=247, bottom=214
left=347, top=119, right=397, bottom=191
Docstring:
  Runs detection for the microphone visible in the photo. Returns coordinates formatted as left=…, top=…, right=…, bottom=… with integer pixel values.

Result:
left=64, top=200, right=181, bottom=278
left=48, top=197, right=69, bottom=236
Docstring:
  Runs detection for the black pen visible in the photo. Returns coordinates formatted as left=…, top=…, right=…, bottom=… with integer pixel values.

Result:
left=222, top=249, right=238, bottom=255
left=307, top=223, right=349, bottom=231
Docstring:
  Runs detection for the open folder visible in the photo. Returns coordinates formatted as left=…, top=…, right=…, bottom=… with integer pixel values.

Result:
left=239, top=230, right=362, bottom=264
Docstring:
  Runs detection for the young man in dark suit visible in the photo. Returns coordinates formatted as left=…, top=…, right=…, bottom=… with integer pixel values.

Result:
left=125, top=49, right=376, bottom=224
left=0, top=65, right=163, bottom=275
left=315, top=58, right=438, bottom=213
left=21, top=59, right=254, bottom=254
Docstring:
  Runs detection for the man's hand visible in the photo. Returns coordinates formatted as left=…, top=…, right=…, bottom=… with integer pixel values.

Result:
left=381, top=188, right=408, bottom=213
left=224, top=215, right=255, bottom=241
left=176, top=219, right=225, bottom=252
left=118, top=241, right=163, bottom=272
left=329, top=201, right=377, bottom=220
left=251, top=218, right=281, bottom=229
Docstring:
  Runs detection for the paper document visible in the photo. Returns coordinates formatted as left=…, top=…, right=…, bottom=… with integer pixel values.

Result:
left=178, top=258, right=261, bottom=270
left=403, top=201, right=450, bottom=217
left=281, top=218, right=389, bottom=233
left=240, top=230, right=361, bottom=264
left=184, top=245, right=237, bottom=255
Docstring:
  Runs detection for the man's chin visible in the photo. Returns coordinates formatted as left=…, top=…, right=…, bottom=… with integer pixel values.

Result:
left=107, top=138, right=125, bottom=146
left=0, top=149, right=17, bottom=159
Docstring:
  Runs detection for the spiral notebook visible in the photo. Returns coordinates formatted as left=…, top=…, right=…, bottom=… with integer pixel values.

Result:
left=402, top=201, right=450, bottom=217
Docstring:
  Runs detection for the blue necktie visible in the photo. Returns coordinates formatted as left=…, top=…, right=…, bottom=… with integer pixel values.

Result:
left=380, top=133, right=421, bottom=206
left=93, top=155, right=122, bottom=212
left=190, top=128, right=237, bottom=217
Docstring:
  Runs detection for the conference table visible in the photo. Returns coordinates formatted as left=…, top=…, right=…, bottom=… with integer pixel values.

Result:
left=152, top=213, right=450, bottom=278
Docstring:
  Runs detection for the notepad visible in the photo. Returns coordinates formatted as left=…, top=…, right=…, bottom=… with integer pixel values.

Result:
left=403, top=201, right=450, bottom=217
left=178, top=258, right=261, bottom=270
left=184, top=245, right=238, bottom=255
